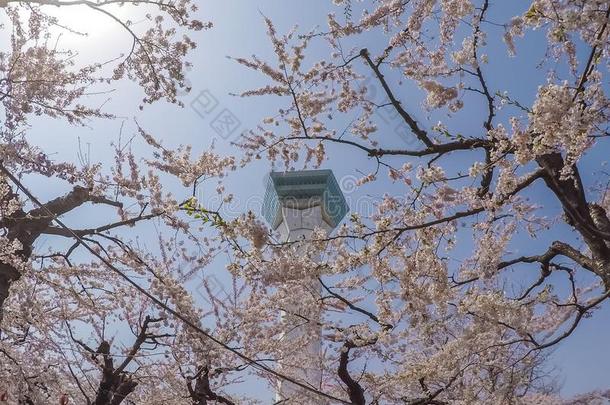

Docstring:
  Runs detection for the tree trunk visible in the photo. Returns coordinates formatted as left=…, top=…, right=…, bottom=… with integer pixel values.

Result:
left=0, top=262, right=20, bottom=323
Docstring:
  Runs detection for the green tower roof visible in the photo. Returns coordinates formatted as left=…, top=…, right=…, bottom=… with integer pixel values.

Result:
left=262, top=169, right=349, bottom=229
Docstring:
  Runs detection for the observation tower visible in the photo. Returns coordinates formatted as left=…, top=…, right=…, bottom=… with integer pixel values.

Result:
left=262, top=169, right=348, bottom=402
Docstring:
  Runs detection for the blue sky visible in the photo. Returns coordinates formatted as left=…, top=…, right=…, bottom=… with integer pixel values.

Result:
left=16, top=0, right=610, bottom=399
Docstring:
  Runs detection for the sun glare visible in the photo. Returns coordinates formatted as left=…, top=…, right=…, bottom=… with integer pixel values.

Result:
left=44, top=4, right=126, bottom=39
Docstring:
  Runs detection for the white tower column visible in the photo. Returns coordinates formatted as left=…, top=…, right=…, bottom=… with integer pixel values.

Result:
left=262, top=170, right=348, bottom=404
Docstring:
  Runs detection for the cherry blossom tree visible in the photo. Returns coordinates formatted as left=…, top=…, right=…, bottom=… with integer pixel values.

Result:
left=1, top=0, right=610, bottom=404
left=0, top=1, right=237, bottom=404
left=228, top=0, right=610, bottom=403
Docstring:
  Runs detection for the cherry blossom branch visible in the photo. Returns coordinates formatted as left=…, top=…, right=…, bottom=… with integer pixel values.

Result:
left=536, top=153, right=610, bottom=285
left=11, top=0, right=197, bottom=28
left=359, top=48, right=434, bottom=148
left=67, top=316, right=167, bottom=404
left=41, top=212, right=160, bottom=238
left=573, top=6, right=610, bottom=98
left=498, top=241, right=596, bottom=273
left=403, top=371, right=466, bottom=405
left=337, top=342, right=366, bottom=405
left=113, top=316, right=165, bottom=376
left=93, top=340, right=137, bottom=405
left=319, top=277, right=393, bottom=330
left=472, top=0, right=495, bottom=132
left=65, top=361, right=92, bottom=404
left=0, top=182, right=121, bottom=320
left=84, top=3, right=161, bottom=90
left=283, top=66, right=310, bottom=139
left=522, top=290, right=610, bottom=355
left=342, top=169, right=542, bottom=241
left=277, top=135, right=489, bottom=158
left=186, top=365, right=236, bottom=405
left=28, top=186, right=122, bottom=220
